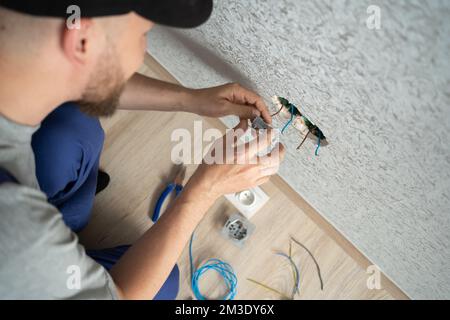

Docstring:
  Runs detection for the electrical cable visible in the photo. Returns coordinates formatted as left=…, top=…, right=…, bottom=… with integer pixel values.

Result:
left=315, top=135, right=321, bottom=156
left=275, top=252, right=300, bottom=297
left=246, top=278, right=291, bottom=300
left=246, top=251, right=300, bottom=300
left=290, top=237, right=324, bottom=290
left=271, top=104, right=284, bottom=117
left=296, top=130, right=311, bottom=150
left=189, top=232, right=238, bottom=300
left=246, top=237, right=324, bottom=299
left=281, top=105, right=295, bottom=134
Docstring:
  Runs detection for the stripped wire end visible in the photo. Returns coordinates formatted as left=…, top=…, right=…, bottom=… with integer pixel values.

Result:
left=271, top=95, right=328, bottom=154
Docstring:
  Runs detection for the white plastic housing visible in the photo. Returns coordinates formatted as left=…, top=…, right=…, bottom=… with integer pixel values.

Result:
left=224, top=187, right=269, bottom=219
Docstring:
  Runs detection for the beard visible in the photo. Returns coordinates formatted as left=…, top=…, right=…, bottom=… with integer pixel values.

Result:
left=76, top=42, right=126, bottom=117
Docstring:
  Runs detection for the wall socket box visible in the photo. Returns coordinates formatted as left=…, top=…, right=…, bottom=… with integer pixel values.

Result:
left=224, top=187, right=269, bottom=220
left=221, top=213, right=256, bottom=247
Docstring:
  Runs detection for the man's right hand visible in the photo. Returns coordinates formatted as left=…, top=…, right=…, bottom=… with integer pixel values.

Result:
left=184, top=120, right=286, bottom=206
left=111, top=120, right=285, bottom=299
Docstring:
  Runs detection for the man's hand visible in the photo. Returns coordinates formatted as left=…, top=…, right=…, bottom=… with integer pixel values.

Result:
left=119, top=75, right=272, bottom=124
left=184, top=83, right=272, bottom=124
left=110, top=122, right=285, bottom=300
left=183, top=120, right=285, bottom=206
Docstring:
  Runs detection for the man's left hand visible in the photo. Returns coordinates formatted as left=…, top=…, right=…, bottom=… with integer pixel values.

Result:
left=184, top=83, right=272, bottom=124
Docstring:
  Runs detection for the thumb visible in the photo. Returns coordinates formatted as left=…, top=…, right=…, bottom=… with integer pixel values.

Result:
left=228, top=119, right=248, bottom=141
left=226, top=102, right=261, bottom=120
left=223, top=119, right=248, bottom=146
left=233, top=119, right=248, bottom=131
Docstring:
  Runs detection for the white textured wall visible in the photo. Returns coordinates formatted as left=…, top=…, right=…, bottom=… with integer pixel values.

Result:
left=147, top=0, right=450, bottom=299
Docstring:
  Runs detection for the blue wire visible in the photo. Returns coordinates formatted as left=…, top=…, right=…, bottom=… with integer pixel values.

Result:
left=281, top=105, right=295, bottom=134
left=315, top=135, right=321, bottom=156
left=189, top=232, right=238, bottom=300
left=275, top=252, right=301, bottom=296
left=152, top=188, right=237, bottom=300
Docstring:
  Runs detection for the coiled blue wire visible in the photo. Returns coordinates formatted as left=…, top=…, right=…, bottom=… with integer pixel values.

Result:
left=189, top=233, right=238, bottom=300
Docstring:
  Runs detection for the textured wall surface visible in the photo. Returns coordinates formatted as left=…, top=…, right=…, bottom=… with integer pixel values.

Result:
left=147, top=0, right=450, bottom=299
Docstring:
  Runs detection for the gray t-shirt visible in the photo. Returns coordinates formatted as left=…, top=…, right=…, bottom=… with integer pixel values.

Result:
left=0, top=115, right=118, bottom=299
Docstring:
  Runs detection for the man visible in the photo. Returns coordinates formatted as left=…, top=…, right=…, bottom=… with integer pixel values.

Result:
left=0, top=0, right=285, bottom=299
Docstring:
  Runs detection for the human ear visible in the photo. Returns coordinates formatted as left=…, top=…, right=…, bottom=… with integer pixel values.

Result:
left=61, top=18, right=94, bottom=65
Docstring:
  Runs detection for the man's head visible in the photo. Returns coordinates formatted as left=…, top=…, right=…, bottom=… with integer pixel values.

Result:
left=0, top=7, right=152, bottom=117
left=0, top=1, right=212, bottom=122
left=72, top=13, right=154, bottom=117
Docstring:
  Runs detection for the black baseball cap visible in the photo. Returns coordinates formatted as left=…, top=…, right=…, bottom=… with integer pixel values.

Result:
left=0, top=0, right=213, bottom=28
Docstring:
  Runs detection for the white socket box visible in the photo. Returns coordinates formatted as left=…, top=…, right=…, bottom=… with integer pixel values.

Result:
left=224, top=187, right=269, bottom=220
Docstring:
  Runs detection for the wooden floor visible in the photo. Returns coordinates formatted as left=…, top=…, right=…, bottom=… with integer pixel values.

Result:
left=78, top=55, right=405, bottom=300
